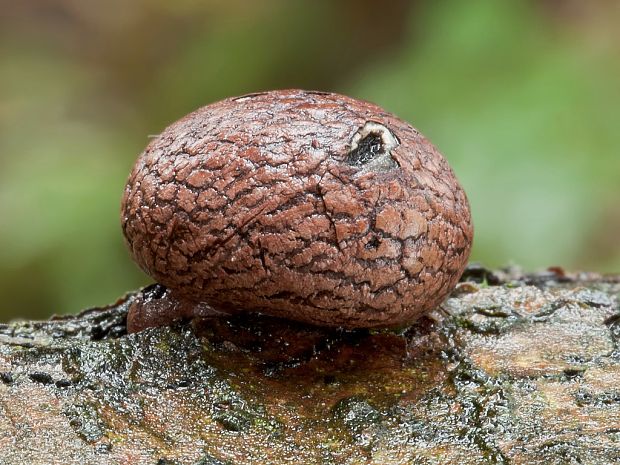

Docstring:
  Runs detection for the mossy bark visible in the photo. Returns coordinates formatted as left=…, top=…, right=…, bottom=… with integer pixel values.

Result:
left=1, top=267, right=619, bottom=464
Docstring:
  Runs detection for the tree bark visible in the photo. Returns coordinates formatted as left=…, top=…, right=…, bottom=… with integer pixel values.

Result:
left=1, top=267, right=619, bottom=464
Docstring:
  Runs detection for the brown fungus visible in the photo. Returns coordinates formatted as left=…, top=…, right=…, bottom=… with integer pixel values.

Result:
left=121, top=90, right=473, bottom=333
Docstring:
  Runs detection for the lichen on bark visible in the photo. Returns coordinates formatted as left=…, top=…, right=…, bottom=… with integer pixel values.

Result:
left=0, top=267, right=619, bottom=464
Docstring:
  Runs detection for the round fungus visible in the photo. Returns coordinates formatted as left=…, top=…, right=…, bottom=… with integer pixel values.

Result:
left=121, top=89, right=473, bottom=332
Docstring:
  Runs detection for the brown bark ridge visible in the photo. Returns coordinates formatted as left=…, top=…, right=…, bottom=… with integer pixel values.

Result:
left=0, top=266, right=619, bottom=464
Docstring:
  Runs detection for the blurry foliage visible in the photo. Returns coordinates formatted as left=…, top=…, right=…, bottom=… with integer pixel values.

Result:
left=352, top=0, right=620, bottom=273
left=0, top=0, right=618, bottom=320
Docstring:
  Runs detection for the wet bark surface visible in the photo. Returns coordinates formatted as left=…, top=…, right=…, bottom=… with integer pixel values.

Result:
left=1, top=266, right=619, bottom=464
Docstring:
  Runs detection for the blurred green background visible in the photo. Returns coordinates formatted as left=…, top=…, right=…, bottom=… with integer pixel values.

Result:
left=1, top=0, right=619, bottom=321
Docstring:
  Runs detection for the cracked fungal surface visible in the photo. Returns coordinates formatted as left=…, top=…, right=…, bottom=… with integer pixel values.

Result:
left=121, top=89, right=473, bottom=331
